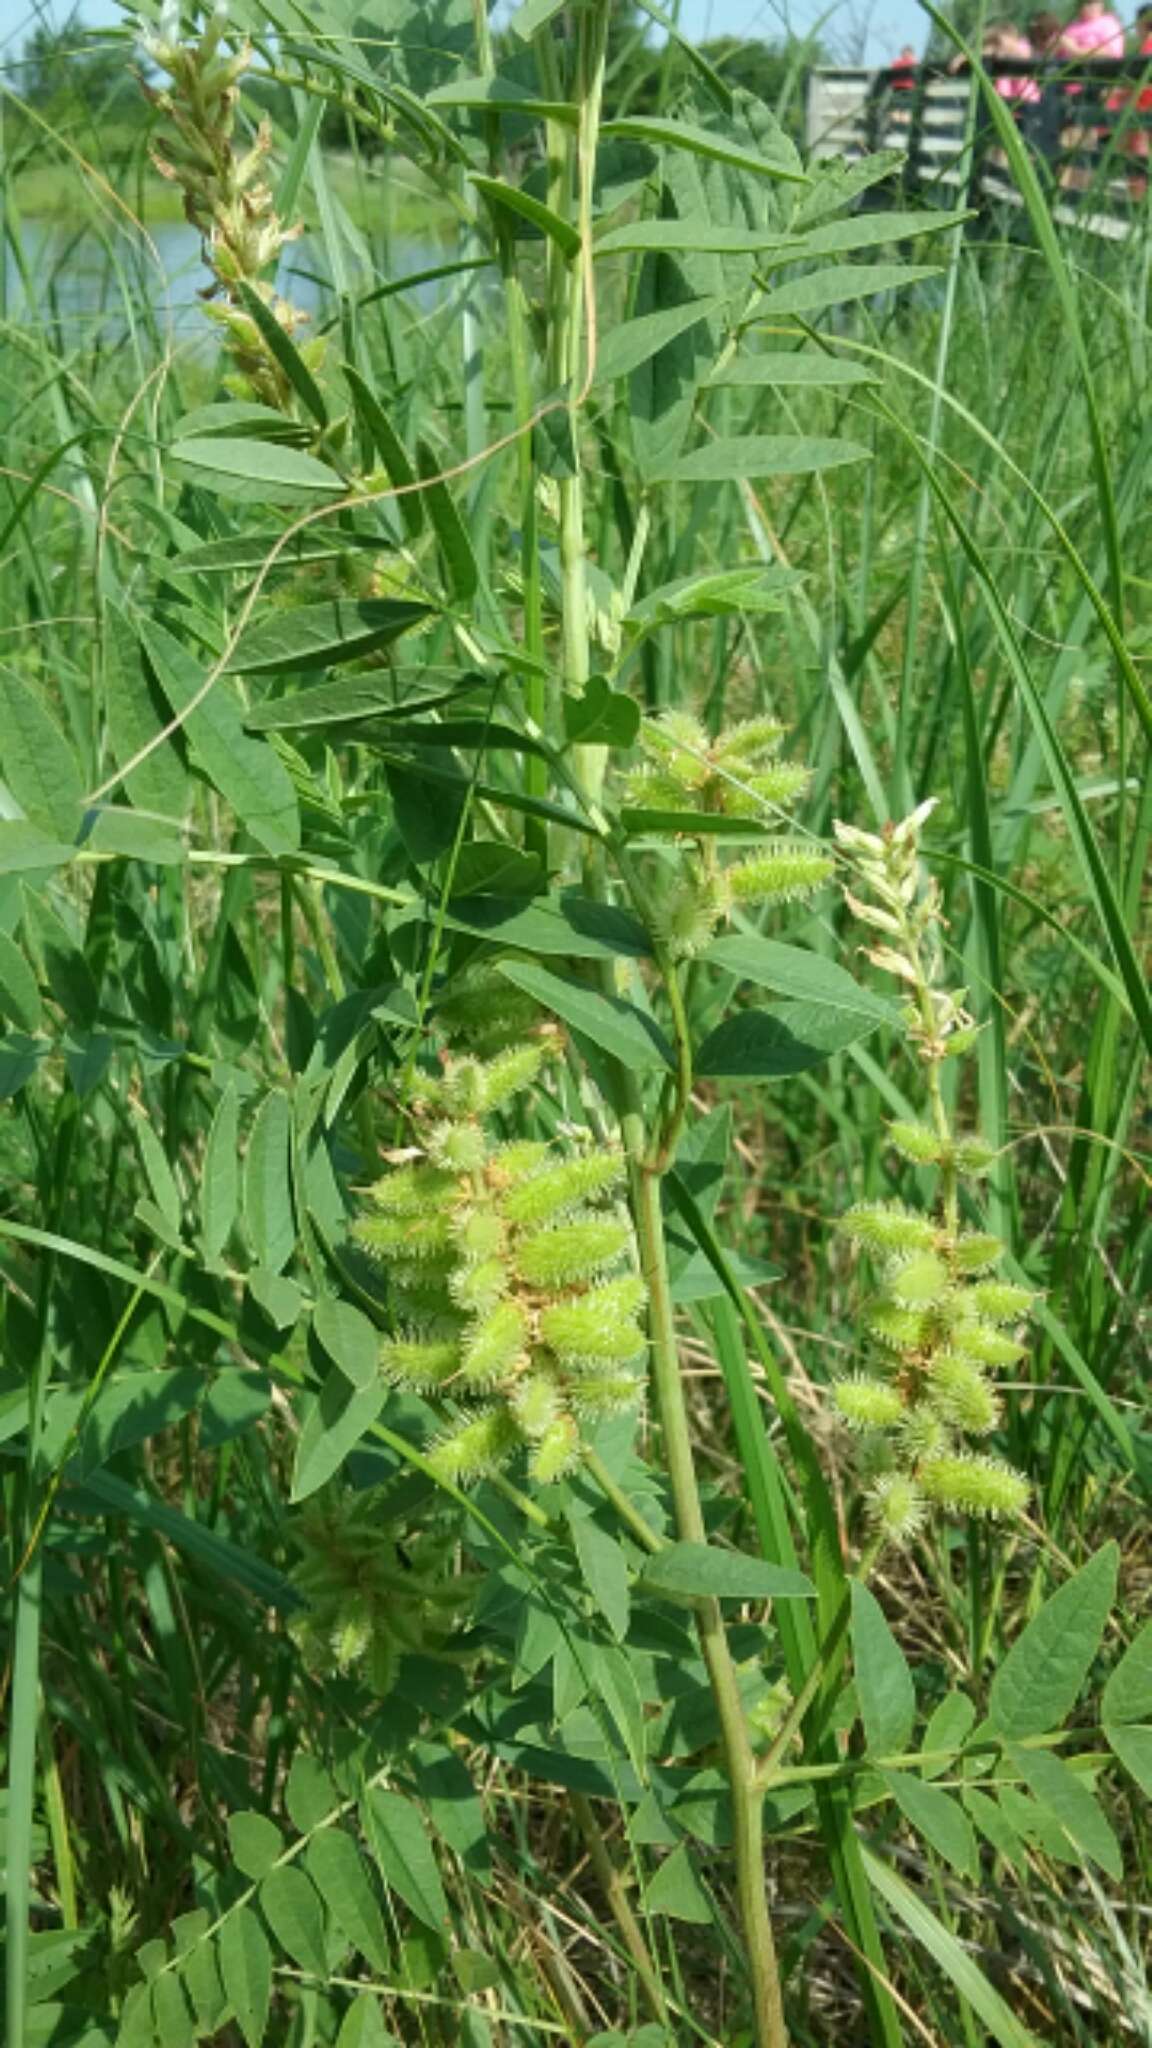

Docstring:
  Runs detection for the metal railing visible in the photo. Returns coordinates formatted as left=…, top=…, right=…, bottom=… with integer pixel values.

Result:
left=806, top=58, right=1152, bottom=237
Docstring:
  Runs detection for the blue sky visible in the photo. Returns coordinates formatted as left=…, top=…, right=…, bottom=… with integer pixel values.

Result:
left=0, top=0, right=928, bottom=71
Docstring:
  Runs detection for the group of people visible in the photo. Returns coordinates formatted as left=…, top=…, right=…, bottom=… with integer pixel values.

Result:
left=891, top=3, right=1152, bottom=90
left=889, top=3, right=1152, bottom=186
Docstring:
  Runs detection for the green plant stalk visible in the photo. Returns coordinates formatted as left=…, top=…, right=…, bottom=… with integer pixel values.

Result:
left=571, top=1793, right=671, bottom=2026
left=628, top=1148, right=787, bottom=2048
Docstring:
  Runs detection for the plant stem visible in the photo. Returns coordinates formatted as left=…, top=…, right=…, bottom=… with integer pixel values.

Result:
left=571, top=1794, right=671, bottom=2026
left=629, top=1155, right=788, bottom=2048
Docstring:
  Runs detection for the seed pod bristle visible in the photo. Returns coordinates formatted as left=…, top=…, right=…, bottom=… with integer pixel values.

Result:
left=832, top=1376, right=905, bottom=1432
left=918, top=1453, right=1030, bottom=1520
left=514, top=1216, right=631, bottom=1289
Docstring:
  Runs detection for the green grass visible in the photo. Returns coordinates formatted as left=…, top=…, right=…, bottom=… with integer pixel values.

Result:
left=0, top=10, right=1149, bottom=2048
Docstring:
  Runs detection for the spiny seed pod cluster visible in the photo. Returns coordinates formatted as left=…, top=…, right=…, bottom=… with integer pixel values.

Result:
left=288, top=1488, right=467, bottom=1696
left=354, top=1038, right=647, bottom=1487
left=830, top=804, right=1033, bottom=1541
left=623, top=711, right=833, bottom=959
left=142, top=7, right=322, bottom=409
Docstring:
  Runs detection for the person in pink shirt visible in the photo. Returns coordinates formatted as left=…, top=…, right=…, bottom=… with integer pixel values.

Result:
left=1061, top=0, right=1126, bottom=54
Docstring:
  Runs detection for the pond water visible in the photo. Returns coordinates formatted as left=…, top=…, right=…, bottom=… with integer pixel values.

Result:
left=2, top=219, right=464, bottom=347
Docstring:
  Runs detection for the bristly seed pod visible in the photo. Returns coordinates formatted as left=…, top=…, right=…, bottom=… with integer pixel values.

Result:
left=355, top=1042, right=646, bottom=1489
left=830, top=801, right=1034, bottom=1541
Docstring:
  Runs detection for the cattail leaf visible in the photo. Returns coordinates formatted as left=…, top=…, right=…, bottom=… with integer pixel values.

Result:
left=201, top=1084, right=239, bottom=1263
left=259, top=1864, right=329, bottom=1978
left=361, top=1788, right=449, bottom=1932
left=863, top=1848, right=1040, bottom=2048
left=217, top=1905, right=272, bottom=2048
left=852, top=1584, right=916, bottom=1756
left=307, top=1828, right=392, bottom=1972
left=244, top=1090, right=296, bottom=1274
left=988, top=1544, right=1117, bottom=1740
left=233, top=280, right=329, bottom=427
left=342, top=363, right=423, bottom=538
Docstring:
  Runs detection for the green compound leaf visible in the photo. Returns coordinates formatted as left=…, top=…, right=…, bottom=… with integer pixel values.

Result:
left=139, top=618, right=300, bottom=857
left=244, top=1090, right=296, bottom=1275
left=0, top=933, right=42, bottom=1033
left=642, top=1841, right=713, bottom=1922
left=601, top=115, right=805, bottom=184
left=852, top=1583, right=916, bottom=1757
left=881, top=1770, right=978, bottom=1878
left=217, top=1905, right=272, bottom=2048
left=469, top=173, right=581, bottom=257
left=562, top=676, right=641, bottom=748
left=441, top=892, right=650, bottom=959
left=291, top=1376, right=386, bottom=1503
left=259, top=1864, right=329, bottom=1978
left=1008, top=1746, right=1123, bottom=1879
left=652, top=435, right=870, bottom=484
left=497, top=960, right=673, bottom=1071
left=1102, top=1620, right=1152, bottom=1724
left=0, top=669, right=83, bottom=838
left=591, top=297, right=723, bottom=388
left=169, top=436, right=345, bottom=502
left=313, top=1298, right=380, bottom=1390
left=569, top=1513, right=631, bottom=1641
left=988, top=1543, right=1117, bottom=1740
left=306, top=1828, right=391, bottom=1973
left=704, top=936, right=899, bottom=1024
left=227, top=599, right=431, bottom=676
left=201, top=1084, right=239, bottom=1264
left=695, top=1001, right=880, bottom=1078
left=1104, top=1721, right=1152, bottom=1798
left=227, top=1810, right=283, bottom=1881
left=638, top=1541, right=814, bottom=1603
left=756, top=263, right=940, bottom=320
left=362, top=1787, right=449, bottom=1932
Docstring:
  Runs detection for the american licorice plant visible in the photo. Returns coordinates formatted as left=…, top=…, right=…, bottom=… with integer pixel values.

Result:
left=1, top=4, right=1148, bottom=2047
